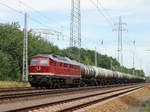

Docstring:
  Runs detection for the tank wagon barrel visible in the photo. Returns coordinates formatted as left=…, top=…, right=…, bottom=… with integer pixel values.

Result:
left=80, top=64, right=145, bottom=85
left=28, top=53, right=145, bottom=88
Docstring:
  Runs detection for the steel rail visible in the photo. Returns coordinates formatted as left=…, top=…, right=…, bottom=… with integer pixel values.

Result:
left=0, top=87, right=35, bottom=93
left=0, top=83, right=138, bottom=100
left=2, top=83, right=146, bottom=112
left=60, top=86, right=143, bottom=112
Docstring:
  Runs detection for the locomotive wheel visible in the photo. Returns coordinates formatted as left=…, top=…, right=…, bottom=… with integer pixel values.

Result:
left=30, top=83, right=39, bottom=88
left=80, top=81, right=86, bottom=87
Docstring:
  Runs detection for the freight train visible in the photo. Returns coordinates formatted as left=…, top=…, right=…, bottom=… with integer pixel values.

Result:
left=28, top=53, right=145, bottom=88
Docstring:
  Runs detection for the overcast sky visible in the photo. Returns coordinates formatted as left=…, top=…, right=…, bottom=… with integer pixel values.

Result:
left=0, top=0, right=150, bottom=76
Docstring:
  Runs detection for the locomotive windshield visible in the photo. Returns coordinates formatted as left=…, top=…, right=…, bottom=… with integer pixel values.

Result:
left=40, top=59, right=48, bottom=65
left=31, top=59, right=38, bottom=65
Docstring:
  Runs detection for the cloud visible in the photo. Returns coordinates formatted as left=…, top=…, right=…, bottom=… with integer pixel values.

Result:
left=0, top=0, right=148, bottom=11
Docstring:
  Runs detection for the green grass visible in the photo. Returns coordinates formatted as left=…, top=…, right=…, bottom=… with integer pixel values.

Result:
left=144, top=104, right=150, bottom=112
left=0, top=81, right=29, bottom=88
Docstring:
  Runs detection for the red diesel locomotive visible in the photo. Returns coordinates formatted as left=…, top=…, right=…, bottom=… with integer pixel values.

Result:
left=29, top=53, right=81, bottom=88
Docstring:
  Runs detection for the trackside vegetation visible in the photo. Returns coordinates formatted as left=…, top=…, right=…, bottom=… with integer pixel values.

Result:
left=144, top=104, right=150, bottom=112
left=0, top=81, right=28, bottom=88
left=0, top=23, right=145, bottom=81
left=145, top=77, right=150, bottom=83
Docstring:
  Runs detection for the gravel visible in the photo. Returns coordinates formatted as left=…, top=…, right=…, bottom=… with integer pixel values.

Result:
left=75, top=84, right=150, bottom=112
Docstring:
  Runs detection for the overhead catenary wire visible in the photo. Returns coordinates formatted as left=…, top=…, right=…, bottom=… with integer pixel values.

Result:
left=0, top=1, right=24, bottom=15
left=96, top=0, right=115, bottom=24
left=18, top=0, right=69, bottom=43
left=0, top=0, right=114, bottom=46
left=29, top=16, right=52, bottom=29
left=89, top=0, right=114, bottom=27
left=0, top=1, right=59, bottom=30
left=18, top=0, right=63, bottom=28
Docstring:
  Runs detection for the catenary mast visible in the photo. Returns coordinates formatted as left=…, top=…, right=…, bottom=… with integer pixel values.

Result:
left=70, top=0, right=81, bottom=61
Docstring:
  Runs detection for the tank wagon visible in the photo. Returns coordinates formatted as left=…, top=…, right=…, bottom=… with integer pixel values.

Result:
left=28, top=53, right=145, bottom=88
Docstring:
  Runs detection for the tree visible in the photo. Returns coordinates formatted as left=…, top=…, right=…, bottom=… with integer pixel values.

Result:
left=0, top=23, right=145, bottom=81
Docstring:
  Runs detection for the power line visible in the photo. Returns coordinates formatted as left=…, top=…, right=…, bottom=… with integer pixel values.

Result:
left=0, top=1, right=57, bottom=29
left=89, top=0, right=114, bottom=27
left=0, top=1, right=68, bottom=46
left=0, top=1, right=24, bottom=15
left=96, top=0, right=114, bottom=24
left=18, top=0, right=62, bottom=28
left=29, top=16, right=51, bottom=28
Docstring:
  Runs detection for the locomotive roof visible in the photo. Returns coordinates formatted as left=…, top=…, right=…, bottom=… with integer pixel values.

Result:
left=32, top=53, right=81, bottom=66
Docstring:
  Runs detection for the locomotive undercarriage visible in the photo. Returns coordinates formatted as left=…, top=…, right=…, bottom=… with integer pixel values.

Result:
left=29, top=75, right=81, bottom=88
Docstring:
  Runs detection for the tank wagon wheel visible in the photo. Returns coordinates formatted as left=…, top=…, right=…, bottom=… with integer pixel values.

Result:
left=52, top=84, right=59, bottom=89
left=57, top=85, right=61, bottom=89
left=79, top=81, right=86, bottom=87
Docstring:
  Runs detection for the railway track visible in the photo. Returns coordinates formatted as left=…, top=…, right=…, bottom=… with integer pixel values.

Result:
left=0, top=83, right=136, bottom=101
left=58, top=86, right=142, bottom=112
left=0, top=87, right=35, bottom=92
left=0, top=83, right=146, bottom=112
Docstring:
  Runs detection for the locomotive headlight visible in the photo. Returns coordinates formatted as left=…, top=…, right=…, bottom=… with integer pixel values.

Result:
left=35, top=66, right=41, bottom=71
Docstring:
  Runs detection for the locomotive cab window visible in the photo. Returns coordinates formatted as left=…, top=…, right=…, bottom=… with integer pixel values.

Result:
left=31, top=59, right=38, bottom=65
left=50, top=61, right=53, bottom=65
left=40, top=59, right=48, bottom=65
